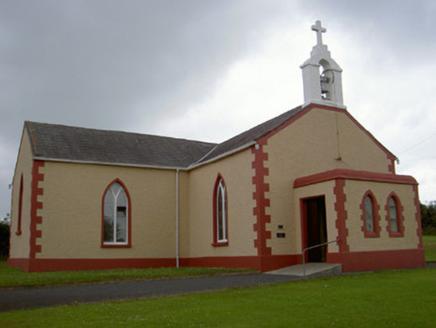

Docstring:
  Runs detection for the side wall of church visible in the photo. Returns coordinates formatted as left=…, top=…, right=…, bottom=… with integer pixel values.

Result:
left=37, top=162, right=179, bottom=259
left=9, top=129, right=33, bottom=259
left=187, top=149, right=257, bottom=258
left=263, top=107, right=393, bottom=256
left=178, top=170, right=190, bottom=258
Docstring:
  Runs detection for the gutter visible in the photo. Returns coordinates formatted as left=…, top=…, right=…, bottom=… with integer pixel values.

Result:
left=34, top=141, right=257, bottom=172
left=32, top=157, right=186, bottom=171
left=175, top=169, right=179, bottom=268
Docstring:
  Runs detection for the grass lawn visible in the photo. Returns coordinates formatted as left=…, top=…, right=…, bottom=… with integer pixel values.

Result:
left=1, top=267, right=435, bottom=327
left=423, top=235, right=436, bottom=261
left=0, top=261, right=247, bottom=288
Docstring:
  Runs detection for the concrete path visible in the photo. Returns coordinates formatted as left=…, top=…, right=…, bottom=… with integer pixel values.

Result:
left=266, top=263, right=342, bottom=277
left=0, top=273, right=302, bottom=312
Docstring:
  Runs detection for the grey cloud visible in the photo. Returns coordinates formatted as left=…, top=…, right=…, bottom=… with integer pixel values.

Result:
left=0, top=0, right=292, bottom=215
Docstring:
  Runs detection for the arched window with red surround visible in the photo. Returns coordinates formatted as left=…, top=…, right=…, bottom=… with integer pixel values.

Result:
left=360, top=190, right=381, bottom=238
left=16, top=174, right=24, bottom=236
left=385, top=192, right=404, bottom=237
left=213, top=174, right=228, bottom=246
left=102, top=180, right=131, bottom=247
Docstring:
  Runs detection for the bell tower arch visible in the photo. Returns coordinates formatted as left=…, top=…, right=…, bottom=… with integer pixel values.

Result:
left=300, top=21, right=345, bottom=108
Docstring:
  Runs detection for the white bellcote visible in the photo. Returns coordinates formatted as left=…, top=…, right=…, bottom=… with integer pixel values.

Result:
left=301, top=21, right=345, bottom=108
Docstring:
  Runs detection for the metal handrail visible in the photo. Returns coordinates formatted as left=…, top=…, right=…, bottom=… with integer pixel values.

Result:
left=302, top=238, right=340, bottom=277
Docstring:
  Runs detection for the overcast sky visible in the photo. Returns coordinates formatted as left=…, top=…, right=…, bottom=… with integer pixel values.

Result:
left=1, top=0, right=435, bottom=217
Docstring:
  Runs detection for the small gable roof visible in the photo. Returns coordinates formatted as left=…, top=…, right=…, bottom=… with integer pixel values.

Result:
left=196, top=105, right=304, bottom=164
left=25, top=121, right=217, bottom=169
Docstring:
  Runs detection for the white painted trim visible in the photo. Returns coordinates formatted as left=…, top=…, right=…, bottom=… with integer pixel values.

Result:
left=34, top=141, right=257, bottom=171
left=302, top=101, right=347, bottom=110
left=188, top=141, right=257, bottom=169
left=33, top=157, right=187, bottom=171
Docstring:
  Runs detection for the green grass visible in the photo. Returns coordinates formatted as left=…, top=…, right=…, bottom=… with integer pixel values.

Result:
left=423, top=235, right=436, bottom=261
left=1, top=268, right=435, bottom=327
left=0, top=262, right=248, bottom=288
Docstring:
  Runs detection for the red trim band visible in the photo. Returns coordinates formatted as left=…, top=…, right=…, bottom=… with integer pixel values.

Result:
left=30, top=160, right=44, bottom=258
left=327, top=248, right=425, bottom=272
left=181, top=254, right=301, bottom=273
left=334, top=179, right=349, bottom=252
left=8, top=257, right=175, bottom=272
left=251, top=140, right=271, bottom=257
left=294, top=169, right=417, bottom=189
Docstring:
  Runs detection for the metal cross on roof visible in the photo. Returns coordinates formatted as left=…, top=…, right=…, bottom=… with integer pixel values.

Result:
left=311, top=20, right=326, bottom=46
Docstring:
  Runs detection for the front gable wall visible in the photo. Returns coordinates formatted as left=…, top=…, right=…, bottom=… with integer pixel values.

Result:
left=262, top=106, right=395, bottom=256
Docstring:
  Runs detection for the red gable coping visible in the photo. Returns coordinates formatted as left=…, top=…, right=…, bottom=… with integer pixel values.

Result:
left=294, top=169, right=417, bottom=189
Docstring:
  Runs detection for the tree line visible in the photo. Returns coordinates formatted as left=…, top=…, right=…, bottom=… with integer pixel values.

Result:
left=421, top=202, right=436, bottom=235
left=0, top=214, right=10, bottom=259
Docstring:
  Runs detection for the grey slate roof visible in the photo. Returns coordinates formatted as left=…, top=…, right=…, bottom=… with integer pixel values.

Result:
left=26, top=122, right=217, bottom=168
left=25, top=105, right=304, bottom=169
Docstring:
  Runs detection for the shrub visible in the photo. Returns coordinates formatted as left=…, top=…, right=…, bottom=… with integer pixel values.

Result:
left=0, top=216, right=10, bottom=259
left=421, top=202, right=436, bottom=235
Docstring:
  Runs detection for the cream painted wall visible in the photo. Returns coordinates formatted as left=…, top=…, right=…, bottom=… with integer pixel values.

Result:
left=187, top=149, right=257, bottom=258
left=177, top=170, right=190, bottom=258
left=9, top=129, right=33, bottom=259
left=38, top=162, right=179, bottom=259
left=264, top=107, right=393, bottom=256
left=344, top=180, right=419, bottom=252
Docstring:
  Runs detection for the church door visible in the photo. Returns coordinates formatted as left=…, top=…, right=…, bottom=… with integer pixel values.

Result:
left=302, top=196, right=327, bottom=262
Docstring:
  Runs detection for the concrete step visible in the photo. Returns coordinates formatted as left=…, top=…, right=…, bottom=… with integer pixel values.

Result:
left=265, top=263, right=342, bottom=278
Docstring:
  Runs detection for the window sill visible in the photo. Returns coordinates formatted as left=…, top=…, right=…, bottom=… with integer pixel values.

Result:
left=212, top=241, right=229, bottom=247
left=388, top=232, right=404, bottom=238
left=363, top=232, right=380, bottom=238
left=101, top=243, right=131, bottom=248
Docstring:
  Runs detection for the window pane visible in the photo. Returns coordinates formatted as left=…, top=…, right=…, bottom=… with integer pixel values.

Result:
left=217, top=186, right=224, bottom=241
left=103, top=192, right=114, bottom=242
left=117, top=188, right=127, bottom=207
left=116, top=206, right=127, bottom=242
left=111, top=183, right=121, bottom=196
left=389, top=197, right=398, bottom=232
left=365, top=196, right=374, bottom=232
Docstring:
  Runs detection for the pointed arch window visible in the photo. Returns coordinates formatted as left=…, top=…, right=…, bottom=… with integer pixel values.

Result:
left=16, top=174, right=24, bottom=236
left=102, top=180, right=131, bottom=247
left=360, top=191, right=381, bottom=238
left=213, top=175, right=228, bottom=246
left=364, top=195, right=374, bottom=232
left=388, top=197, right=398, bottom=232
left=385, top=193, right=404, bottom=237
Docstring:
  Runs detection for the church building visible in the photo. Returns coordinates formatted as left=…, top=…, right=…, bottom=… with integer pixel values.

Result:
left=9, top=22, right=425, bottom=272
